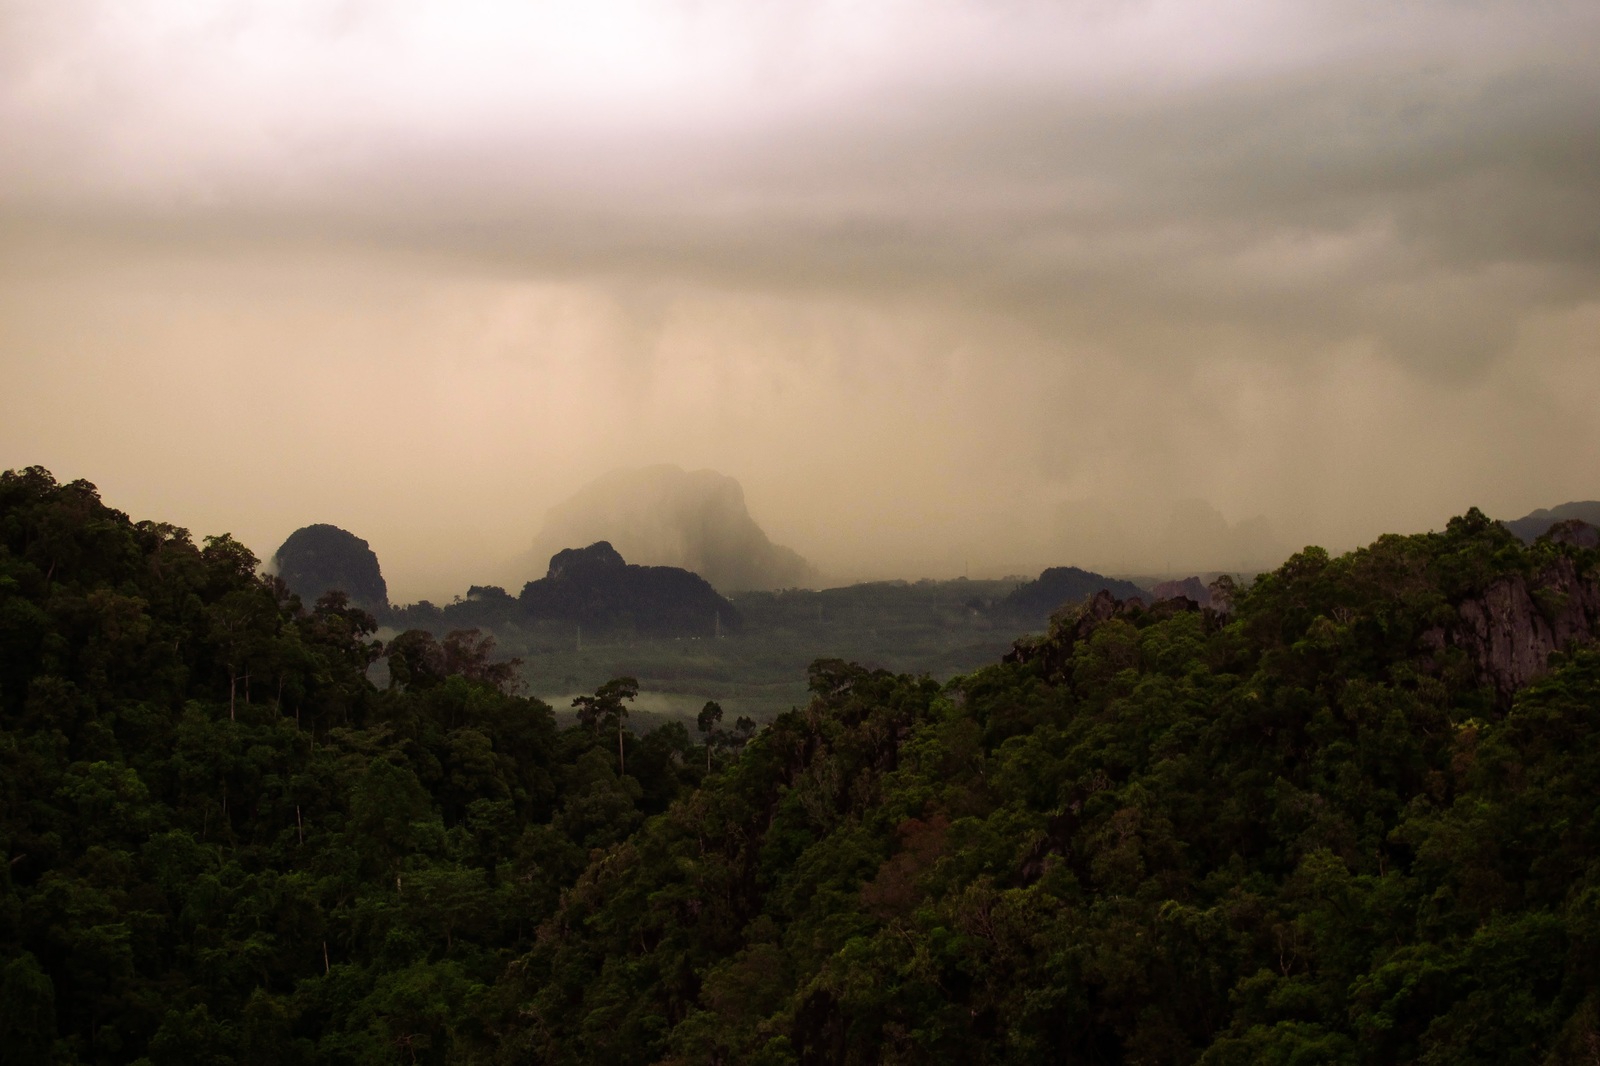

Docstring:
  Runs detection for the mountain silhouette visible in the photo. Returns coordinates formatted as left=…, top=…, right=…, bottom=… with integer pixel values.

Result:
left=269, top=524, right=388, bottom=612
left=519, top=541, right=739, bottom=636
left=512, top=466, right=818, bottom=592
left=1502, top=501, right=1600, bottom=543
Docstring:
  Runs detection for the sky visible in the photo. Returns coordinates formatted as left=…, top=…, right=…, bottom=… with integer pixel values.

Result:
left=2, top=0, right=1598, bottom=600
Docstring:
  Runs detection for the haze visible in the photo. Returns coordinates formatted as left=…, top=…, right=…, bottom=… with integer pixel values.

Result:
left=3, top=0, right=1598, bottom=601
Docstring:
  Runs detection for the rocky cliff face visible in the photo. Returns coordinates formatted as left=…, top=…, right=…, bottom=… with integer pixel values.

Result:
left=1442, top=554, right=1600, bottom=702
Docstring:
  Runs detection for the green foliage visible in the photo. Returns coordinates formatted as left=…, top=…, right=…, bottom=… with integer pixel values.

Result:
left=0, top=468, right=699, bottom=1063
left=6, top=465, right=1600, bottom=1063
left=506, top=510, right=1600, bottom=1064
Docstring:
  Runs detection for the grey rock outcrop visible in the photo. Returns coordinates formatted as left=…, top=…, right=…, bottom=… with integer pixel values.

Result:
left=1448, top=555, right=1600, bottom=702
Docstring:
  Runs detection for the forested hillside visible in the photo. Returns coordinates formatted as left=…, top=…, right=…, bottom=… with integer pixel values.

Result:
left=4, top=466, right=1600, bottom=1064
left=505, top=513, right=1600, bottom=1064
left=0, top=468, right=707, bottom=1064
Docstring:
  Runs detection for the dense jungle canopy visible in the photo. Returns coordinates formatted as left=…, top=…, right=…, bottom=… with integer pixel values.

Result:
left=2, top=465, right=1599, bottom=1064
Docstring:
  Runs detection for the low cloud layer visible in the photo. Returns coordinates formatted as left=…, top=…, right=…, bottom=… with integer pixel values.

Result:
left=3, top=1, right=1598, bottom=599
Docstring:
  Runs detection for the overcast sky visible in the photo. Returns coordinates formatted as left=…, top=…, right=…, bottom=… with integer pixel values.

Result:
left=3, top=0, right=1598, bottom=598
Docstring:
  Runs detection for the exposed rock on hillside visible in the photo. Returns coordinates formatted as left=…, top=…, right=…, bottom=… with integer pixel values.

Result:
left=519, top=540, right=739, bottom=636
left=1444, top=554, right=1600, bottom=702
left=516, top=466, right=818, bottom=592
left=270, top=524, right=388, bottom=612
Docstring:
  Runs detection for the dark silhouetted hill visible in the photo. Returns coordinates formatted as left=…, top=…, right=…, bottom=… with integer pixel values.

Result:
left=270, top=524, right=388, bottom=611
left=1150, top=575, right=1213, bottom=607
left=1000, top=565, right=1150, bottom=620
left=519, top=540, right=739, bottom=636
left=1502, top=501, right=1600, bottom=543
left=513, top=465, right=818, bottom=592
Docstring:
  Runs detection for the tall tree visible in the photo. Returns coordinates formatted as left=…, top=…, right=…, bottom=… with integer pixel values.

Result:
left=697, top=700, right=725, bottom=770
left=573, top=676, right=639, bottom=775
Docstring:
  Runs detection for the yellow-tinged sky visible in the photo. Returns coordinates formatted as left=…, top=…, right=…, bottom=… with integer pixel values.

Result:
left=3, top=0, right=1599, bottom=600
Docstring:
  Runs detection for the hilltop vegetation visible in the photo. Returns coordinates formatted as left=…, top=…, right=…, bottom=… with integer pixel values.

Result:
left=4, top=465, right=1600, bottom=1064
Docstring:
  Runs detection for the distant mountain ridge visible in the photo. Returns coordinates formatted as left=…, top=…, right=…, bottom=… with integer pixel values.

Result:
left=1502, top=501, right=1600, bottom=543
left=513, top=466, right=818, bottom=593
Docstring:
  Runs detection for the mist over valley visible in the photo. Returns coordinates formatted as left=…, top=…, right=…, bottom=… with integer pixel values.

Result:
left=262, top=472, right=1600, bottom=726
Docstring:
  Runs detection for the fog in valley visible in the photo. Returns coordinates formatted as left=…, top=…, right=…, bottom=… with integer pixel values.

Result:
left=3, top=0, right=1599, bottom=601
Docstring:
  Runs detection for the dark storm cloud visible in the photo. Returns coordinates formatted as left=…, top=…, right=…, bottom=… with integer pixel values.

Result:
left=2, top=0, right=1598, bottom=592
